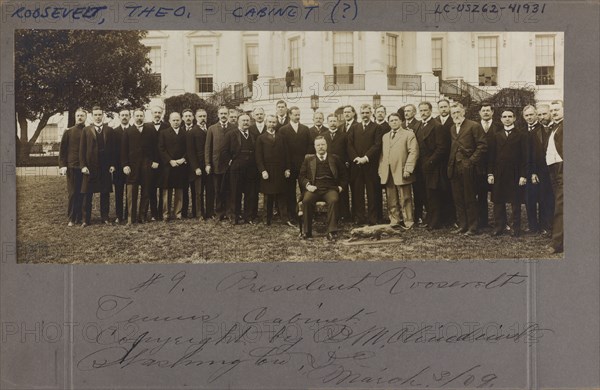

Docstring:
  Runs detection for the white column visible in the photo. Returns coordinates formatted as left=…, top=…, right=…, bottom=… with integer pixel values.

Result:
left=415, top=32, right=433, bottom=75
left=446, top=32, right=464, bottom=81
left=302, top=32, right=325, bottom=95
left=414, top=32, right=439, bottom=99
left=255, top=32, right=274, bottom=100
left=364, top=32, right=387, bottom=95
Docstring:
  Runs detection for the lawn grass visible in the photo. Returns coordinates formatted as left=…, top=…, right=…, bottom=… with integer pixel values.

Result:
left=16, top=176, right=561, bottom=263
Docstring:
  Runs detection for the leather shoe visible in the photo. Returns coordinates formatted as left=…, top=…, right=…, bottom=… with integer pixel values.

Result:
left=81, top=223, right=88, bottom=228
left=326, top=232, right=337, bottom=241
left=286, top=220, right=297, bottom=228
left=490, top=230, right=503, bottom=237
left=301, top=233, right=312, bottom=240
left=67, top=221, right=74, bottom=227
left=452, top=227, right=467, bottom=234
left=463, top=230, right=478, bottom=236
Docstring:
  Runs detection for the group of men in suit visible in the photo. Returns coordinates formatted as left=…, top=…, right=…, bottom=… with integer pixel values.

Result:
left=442, top=100, right=563, bottom=254
left=58, top=98, right=564, bottom=253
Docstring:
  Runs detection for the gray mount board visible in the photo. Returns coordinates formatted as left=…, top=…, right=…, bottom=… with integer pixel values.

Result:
left=1, top=1, right=599, bottom=389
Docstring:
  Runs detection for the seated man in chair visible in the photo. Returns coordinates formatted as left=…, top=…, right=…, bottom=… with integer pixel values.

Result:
left=299, top=136, right=348, bottom=240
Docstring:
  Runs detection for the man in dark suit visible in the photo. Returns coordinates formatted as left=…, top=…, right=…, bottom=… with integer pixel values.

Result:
left=158, top=112, right=187, bottom=221
left=248, top=107, right=267, bottom=221
left=222, top=114, right=258, bottom=224
left=181, top=109, right=197, bottom=218
left=374, top=105, right=391, bottom=224
left=111, top=109, right=130, bottom=224
left=205, top=106, right=235, bottom=220
left=255, top=114, right=291, bottom=225
left=374, top=105, right=391, bottom=135
left=59, top=108, right=87, bottom=226
left=447, top=103, right=488, bottom=235
left=145, top=106, right=169, bottom=221
left=121, top=108, right=148, bottom=225
left=285, top=66, right=295, bottom=92
left=347, top=104, right=383, bottom=226
left=279, top=106, right=312, bottom=227
left=477, top=103, right=500, bottom=228
left=523, top=105, right=553, bottom=235
left=274, top=100, right=289, bottom=132
left=248, top=107, right=266, bottom=138
left=416, top=102, right=450, bottom=230
left=186, top=109, right=208, bottom=220
left=537, top=104, right=554, bottom=133
left=308, top=111, right=326, bottom=153
left=299, top=136, right=348, bottom=240
left=545, top=100, right=564, bottom=254
left=79, top=106, right=115, bottom=226
left=487, top=109, right=528, bottom=237
left=436, top=99, right=456, bottom=226
left=405, top=104, right=425, bottom=224
left=341, top=105, right=358, bottom=133
left=404, top=104, right=421, bottom=132
left=322, top=113, right=350, bottom=220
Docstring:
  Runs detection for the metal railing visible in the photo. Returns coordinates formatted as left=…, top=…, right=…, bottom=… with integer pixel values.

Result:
left=387, top=74, right=422, bottom=91
left=205, top=83, right=252, bottom=106
left=324, top=74, right=365, bottom=91
left=268, top=77, right=302, bottom=94
left=441, top=79, right=492, bottom=103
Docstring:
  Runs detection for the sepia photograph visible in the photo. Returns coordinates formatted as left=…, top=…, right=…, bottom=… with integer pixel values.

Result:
left=15, top=30, right=565, bottom=263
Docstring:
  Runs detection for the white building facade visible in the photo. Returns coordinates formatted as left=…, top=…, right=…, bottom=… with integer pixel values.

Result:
left=143, top=30, right=564, bottom=122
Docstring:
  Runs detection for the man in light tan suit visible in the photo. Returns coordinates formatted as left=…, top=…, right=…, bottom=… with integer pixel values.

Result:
left=378, top=112, right=419, bottom=229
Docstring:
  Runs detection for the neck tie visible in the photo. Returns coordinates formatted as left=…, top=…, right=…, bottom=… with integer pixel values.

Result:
left=483, top=121, right=490, bottom=132
left=95, top=126, right=101, bottom=133
left=330, top=132, right=335, bottom=140
left=505, top=129, right=512, bottom=137
left=137, top=126, right=143, bottom=132
left=319, top=155, right=325, bottom=161
left=243, top=131, right=248, bottom=139
left=391, top=130, right=397, bottom=139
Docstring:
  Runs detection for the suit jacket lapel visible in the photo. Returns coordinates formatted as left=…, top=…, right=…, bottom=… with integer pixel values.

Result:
left=309, top=155, right=317, bottom=183
left=328, top=156, right=337, bottom=179
left=420, top=121, right=433, bottom=140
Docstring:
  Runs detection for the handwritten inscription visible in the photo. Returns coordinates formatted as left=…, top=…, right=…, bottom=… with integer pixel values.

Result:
left=73, top=268, right=545, bottom=386
left=8, top=1, right=360, bottom=25
left=10, top=5, right=108, bottom=24
left=216, top=267, right=528, bottom=295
